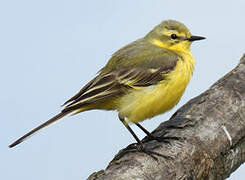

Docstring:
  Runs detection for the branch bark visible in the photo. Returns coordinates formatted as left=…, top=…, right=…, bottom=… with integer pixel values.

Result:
left=88, top=54, right=245, bottom=180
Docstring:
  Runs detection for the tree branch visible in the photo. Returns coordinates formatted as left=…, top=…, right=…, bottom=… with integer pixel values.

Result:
left=88, top=54, right=245, bottom=180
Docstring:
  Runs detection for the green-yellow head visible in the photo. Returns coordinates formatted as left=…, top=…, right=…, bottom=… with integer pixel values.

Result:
left=146, top=20, right=205, bottom=52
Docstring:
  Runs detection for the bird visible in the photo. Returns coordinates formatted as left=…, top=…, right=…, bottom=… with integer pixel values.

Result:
left=9, top=20, right=205, bottom=152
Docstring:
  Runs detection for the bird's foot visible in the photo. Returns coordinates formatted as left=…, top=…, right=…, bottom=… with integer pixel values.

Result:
left=136, top=143, right=171, bottom=160
left=135, top=123, right=181, bottom=144
left=123, top=142, right=172, bottom=161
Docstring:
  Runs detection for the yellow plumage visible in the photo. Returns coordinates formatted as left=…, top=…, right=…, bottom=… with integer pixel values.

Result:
left=9, top=20, right=204, bottom=149
left=119, top=51, right=194, bottom=123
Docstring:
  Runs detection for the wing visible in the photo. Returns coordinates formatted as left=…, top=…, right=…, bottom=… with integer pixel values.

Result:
left=62, top=65, right=177, bottom=113
left=62, top=39, right=179, bottom=112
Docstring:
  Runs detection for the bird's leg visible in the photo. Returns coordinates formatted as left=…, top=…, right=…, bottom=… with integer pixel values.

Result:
left=135, top=123, right=180, bottom=143
left=119, top=116, right=144, bottom=149
left=118, top=116, right=169, bottom=159
left=135, top=122, right=154, bottom=137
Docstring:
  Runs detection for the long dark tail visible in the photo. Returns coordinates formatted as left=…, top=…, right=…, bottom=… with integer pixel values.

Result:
left=9, top=111, right=70, bottom=148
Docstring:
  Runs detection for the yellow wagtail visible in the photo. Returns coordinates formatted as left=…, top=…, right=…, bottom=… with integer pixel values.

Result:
left=9, top=20, right=205, bottom=152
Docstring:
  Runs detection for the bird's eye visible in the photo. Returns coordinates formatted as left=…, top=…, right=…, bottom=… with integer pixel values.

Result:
left=171, top=34, right=178, bottom=39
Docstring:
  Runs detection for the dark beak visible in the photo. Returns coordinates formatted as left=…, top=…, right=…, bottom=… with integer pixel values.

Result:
left=186, top=35, right=206, bottom=42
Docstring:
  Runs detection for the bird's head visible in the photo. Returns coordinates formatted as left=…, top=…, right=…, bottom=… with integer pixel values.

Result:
left=146, top=20, right=205, bottom=52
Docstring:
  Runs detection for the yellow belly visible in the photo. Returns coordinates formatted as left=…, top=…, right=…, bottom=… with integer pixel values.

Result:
left=118, top=55, right=195, bottom=124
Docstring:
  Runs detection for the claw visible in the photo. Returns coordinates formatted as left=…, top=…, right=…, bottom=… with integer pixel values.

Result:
left=127, top=143, right=171, bottom=160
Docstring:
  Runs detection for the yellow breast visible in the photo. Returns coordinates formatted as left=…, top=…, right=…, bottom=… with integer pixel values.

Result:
left=119, top=52, right=195, bottom=124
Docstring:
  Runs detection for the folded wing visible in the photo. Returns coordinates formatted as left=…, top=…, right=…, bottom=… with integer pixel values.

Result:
left=62, top=64, right=177, bottom=113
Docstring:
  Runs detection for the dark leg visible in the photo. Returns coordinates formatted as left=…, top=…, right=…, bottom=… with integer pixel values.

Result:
left=135, top=122, right=180, bottom=142
left=119, top=116, right=169, bottom=159
left=135, top=123, right=154, bottom=137
left=119, top=116, right=144, bottom=149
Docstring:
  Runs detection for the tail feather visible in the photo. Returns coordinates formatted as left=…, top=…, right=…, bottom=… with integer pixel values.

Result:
left=9, top=111, right=70, bottom=148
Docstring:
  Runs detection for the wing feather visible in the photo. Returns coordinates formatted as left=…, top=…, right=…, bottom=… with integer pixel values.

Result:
left=62, top=64, right=177, bottom=112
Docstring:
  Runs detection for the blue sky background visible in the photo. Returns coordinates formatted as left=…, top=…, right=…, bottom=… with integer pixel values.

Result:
left=1, top=0, right=245, bottom=179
